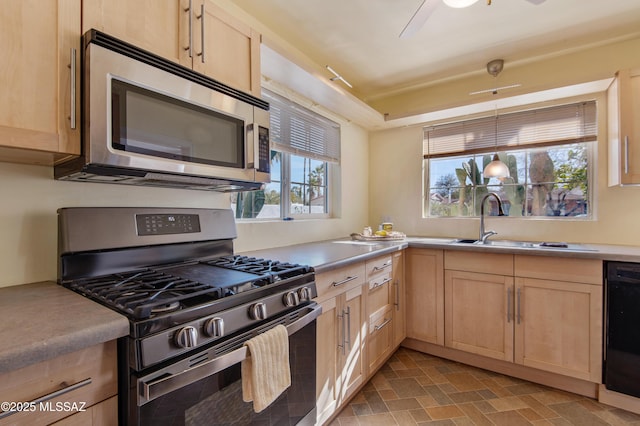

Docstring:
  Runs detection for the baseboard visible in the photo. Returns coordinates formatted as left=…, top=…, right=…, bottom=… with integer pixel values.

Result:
left=598, top=385, right=640, bottom=415
left=401, top=338, right=598, bottom=398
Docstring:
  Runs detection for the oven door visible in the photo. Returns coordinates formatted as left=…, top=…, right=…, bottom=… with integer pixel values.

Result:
left=130, top=304, right=320, bottom=426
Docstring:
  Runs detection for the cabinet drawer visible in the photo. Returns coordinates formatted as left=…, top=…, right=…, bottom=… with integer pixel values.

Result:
left=368, top=305, right=394, bottom=372
left=315, top=262, right=366, bottom=300
left=367, top=272, right=392, bottom=313
left=445, top=250, right=513, bottom=275
left=365, top=255, right=393, bottom=280
left=515, top=255, right=602, bottom=285
left=0, top=341, right=117, bottom=425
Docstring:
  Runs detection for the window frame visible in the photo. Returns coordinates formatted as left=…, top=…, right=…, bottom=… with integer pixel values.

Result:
left=422, top=98, right=597, bottom=220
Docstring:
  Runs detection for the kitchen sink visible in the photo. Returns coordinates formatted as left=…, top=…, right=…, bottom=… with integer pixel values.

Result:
left=450, top=239, right=597, bottom=251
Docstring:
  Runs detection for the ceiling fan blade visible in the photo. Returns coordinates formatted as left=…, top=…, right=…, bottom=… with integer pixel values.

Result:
left=524, top=0, right=546, bottom=4
left=399, top=0, right=440, bottom=39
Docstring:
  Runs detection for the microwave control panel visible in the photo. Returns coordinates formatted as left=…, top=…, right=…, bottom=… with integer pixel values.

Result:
left=257, top=126, right=270, bottom=173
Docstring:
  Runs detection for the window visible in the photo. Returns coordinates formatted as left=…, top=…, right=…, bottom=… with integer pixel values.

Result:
left=232, top=89, right=339, bottom=219
left=424, top=101, right=596, bottom=218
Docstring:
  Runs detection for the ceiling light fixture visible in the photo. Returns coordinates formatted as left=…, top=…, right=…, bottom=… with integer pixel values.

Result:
left=442, top=0, right=480, bottom=8
left=325, top=65, right=353, bottom=88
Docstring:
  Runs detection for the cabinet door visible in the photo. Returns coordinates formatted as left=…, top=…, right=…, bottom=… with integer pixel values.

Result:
left=83, top=0, right=183, bottom=66
left=392, top=251, right=406, bottom=348
left=514, top=277, right=602, bottom=382
left=405, top=249, right=444, bottom=345
left=618, top=69, right=640, bottom=184
left=0, top=0, right=80, bottom=158
left=194, top=0, right=261, bottom=96
left=445, top=270, right=514, bottom=362
left=315, top=297, right=338, bottom=425
left=337, top=286, right=365, bottom=402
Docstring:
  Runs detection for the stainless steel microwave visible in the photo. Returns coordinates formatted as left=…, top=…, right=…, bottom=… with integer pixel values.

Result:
left=55, top=30, right=270, bottom=192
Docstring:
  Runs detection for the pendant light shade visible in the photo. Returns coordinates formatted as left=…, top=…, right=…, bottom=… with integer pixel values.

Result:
left=483, top=153, right=510, bottom=178
left=443, top=0, right=480, bottom=8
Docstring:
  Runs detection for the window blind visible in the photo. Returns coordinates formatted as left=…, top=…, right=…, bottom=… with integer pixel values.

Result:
left=263, top=89, right=341, bottom=163
left=423, top=101, right=597, bottom=158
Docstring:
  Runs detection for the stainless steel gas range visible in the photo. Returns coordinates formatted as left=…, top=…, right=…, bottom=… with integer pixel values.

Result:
left=58, top=207, right=319, bottom=425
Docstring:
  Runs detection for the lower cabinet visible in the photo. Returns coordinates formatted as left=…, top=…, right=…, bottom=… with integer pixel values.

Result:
left=0, top=341, right=118, bottom=426
left=405, top=248, right=444, bottom=345
left=444, top=269, right=514, bottom=362
left=315, top=266, right=366, bottom=426
left=442, top=251, right=603, bottom=383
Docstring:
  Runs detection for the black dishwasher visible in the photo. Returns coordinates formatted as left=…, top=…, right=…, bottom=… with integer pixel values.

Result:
left=604, top=261, right=640, bottom=398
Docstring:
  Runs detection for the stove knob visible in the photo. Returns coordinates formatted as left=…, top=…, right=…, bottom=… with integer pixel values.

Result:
left=283, top=291, right=300, bottom=307
left=175, top=326, right=198, bottom=349
left=249, top=302, right=267, bottom=320
left=298, top=287, right=312, bottom=302
left=204, top=317, right=225, bottom=338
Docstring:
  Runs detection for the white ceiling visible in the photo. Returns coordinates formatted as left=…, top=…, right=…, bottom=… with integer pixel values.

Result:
left=233, top=0, right=640, bottom=103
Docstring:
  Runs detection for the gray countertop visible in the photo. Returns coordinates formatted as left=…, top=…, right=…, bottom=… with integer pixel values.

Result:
left=241, top=237, right=640, bottom=270
left=0, top=281, right=129, bottom=374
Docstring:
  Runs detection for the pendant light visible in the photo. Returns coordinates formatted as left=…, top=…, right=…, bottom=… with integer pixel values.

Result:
left=483, top=114, right=510, bottom=179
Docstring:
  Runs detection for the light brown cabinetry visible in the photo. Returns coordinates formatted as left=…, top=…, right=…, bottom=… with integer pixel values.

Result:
left=0, top=0, right=80, bottom=164
left=365, top=254, right=394, bottom=373
left=391, top=251, right=406, bottom=348
left=315, top=263, right=366, bottom=426
left=443, top=251, right=602, bottom=382
left=83, top=0, right=261, bottom=97
left=0, top=341, right=118, bottom=425
left=514, top=255, right=602, bottom=382
left=405, top=248, right=444, bottom=345
left=607, top=68, right=640, bottom=185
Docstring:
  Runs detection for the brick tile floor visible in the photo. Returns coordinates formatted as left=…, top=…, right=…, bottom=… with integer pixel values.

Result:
left=330, top=347, right=640, bottom=426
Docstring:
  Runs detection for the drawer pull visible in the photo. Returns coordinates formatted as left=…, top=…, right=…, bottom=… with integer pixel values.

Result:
left=332, top=275, right=358, bottom=287
left=0, top=378, right=92, bottom=420
left=371, top=277, right=392, bottom=291
left=374, top=318, right=391, bottom=331
left=372, top=262, right=392, bottom=272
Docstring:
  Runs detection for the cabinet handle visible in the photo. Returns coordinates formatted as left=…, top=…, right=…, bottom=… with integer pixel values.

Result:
left=394, top=280, right=400, bottom=311
left=625, top=136, right=630, bottom=174
left=185, top=0, right=193, bottom=57
left=371, top=277, right=392, bottom=291
left=345, top=306, right=351, bottom=349
left=516, top=288, right=522, bottom=324
left=507, top=287, right=512, bottom=323
left=373, top=262, right=392, bottom=272
left=374, top=318, right=391, bottom=331
left=0, top=378, right=91, bottom=420
left=337, top=310, right=345, bottom=355
left=332, top=275, right=358, bottom=287
left=69, top=48, right=76, bottom=129
left=197, top=3, right=205, bottom=63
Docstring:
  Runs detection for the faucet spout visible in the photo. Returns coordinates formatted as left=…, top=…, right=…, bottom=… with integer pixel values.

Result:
left=479, top=192, right=505, bottom=244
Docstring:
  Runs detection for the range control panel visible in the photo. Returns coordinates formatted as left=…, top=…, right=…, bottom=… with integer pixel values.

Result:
left=135, top=214, right=201, bottom=236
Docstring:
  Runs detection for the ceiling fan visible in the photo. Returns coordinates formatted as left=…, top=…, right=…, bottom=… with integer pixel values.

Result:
left=400, top=0, right=547, bottom=39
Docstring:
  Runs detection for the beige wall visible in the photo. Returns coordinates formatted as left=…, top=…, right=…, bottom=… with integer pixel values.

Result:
left=369, top=91, right=640, bottom=246
left=0, top=121, right=368, bottom=288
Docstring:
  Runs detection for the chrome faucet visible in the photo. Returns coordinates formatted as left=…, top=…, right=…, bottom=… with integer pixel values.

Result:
left=479, top=192, right=505, bottom=244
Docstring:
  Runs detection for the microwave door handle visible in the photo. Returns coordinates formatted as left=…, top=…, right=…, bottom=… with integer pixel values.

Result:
left=246, top=123, right=256, bottom=169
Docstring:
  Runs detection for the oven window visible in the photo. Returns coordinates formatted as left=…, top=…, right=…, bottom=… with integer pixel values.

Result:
left=135, top=322, right=316, bottom=425
left=111, top=79, right=244, bottom=168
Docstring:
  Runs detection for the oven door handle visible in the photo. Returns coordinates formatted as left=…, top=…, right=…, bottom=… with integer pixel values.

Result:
left=139, top=303, right=321, bottom=405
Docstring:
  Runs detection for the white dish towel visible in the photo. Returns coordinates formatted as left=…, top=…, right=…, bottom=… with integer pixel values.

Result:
left=242, top=324, right=291, bottom=413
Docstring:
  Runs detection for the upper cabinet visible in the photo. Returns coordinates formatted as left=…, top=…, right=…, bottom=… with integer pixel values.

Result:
left=608, top=68, right=640, bottom=185
left=0, top=0, right=81, bottom=165
left=82, top=0, right=183, bottom=64
left=83, top=0, right=261, bottom=97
